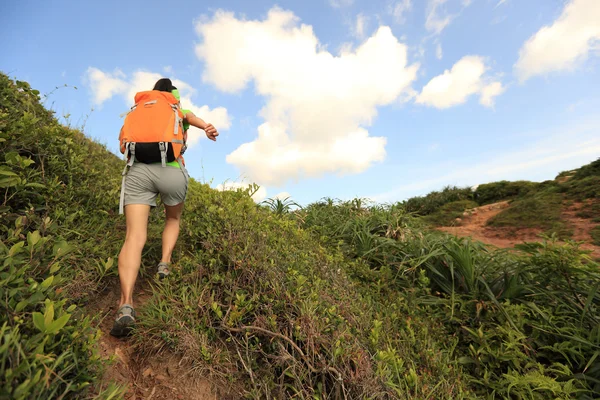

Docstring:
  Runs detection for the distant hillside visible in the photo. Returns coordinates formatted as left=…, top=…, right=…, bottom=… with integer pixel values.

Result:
left=1, top=73, right=599, bottom=399
left=402, top=159, right=600, bottom=258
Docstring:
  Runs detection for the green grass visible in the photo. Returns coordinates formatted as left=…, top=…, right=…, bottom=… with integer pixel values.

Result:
left=423, top=200, right=479, bottom=226
left=576, top=202, right=600, bottom=219
left=591, top=226, right=600, bottom=246
left=563, top=176, right=600, bottom=201
left=572, top=157, right=600, bottom=180
left=400, top=186, right=474, bottom=216
left=3, top=73, right=600, bottom=399
left=486, top=193, right=572, bottom=238
left=474, top=180, right=538, bottom=205
left=299, top=199, right=600, bottom=398
left=0, top=74, right=126, bottom=398
left=556, top=158, right=600, bottom=201
left=401, top=158, right=600, bottom=233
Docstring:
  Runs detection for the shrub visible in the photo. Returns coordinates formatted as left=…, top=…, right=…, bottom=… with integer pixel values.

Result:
left=1, top=73, right=125, bottom=398
left=474, top=180, right=538, bottom=205
left=401, top=186, right=474, bottom=216
left=572, top=158, right=600, bottom=180
left=423, top=200, right=479, bottom=226
left=486, top=193, right=569, bottom=237
left=591, top=226, right=600, bottom=246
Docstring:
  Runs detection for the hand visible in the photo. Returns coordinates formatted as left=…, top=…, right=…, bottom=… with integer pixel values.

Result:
left=204, top=123, right=219, bottom=141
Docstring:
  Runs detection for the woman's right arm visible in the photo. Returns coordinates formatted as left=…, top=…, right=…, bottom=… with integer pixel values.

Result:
left=184, top=112, right=219, bottom=141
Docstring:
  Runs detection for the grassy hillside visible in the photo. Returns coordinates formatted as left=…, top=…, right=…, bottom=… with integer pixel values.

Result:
left=404, top=160, right=600, bottom=240
left=2, top=73, right=600, bottom=399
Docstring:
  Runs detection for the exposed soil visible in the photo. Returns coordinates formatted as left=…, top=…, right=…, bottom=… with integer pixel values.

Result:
left=88, top=278, right=220, bottom=400
left=437, top=200, right=600, bottom=259
left=561, top=201, right=600, bottom=258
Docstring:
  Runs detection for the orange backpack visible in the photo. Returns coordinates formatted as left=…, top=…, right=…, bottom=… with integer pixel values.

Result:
left=119, top=90, right=186, bottom=166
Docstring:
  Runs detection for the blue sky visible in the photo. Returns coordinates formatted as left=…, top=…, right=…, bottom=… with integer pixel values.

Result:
left=2, top=0, right=599, bottom=206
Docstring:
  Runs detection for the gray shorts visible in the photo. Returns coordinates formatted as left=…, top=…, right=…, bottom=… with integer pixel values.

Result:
left=123, top=162, right=189, bottom=207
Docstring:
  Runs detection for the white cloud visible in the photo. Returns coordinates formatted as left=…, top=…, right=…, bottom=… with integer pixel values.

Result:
left=479, top=81, right=505, bottom=107
left=353, top=13, right=368, bottom=38
left=84, top=68, right=231, bottom=148
left=274, top=191, right=291, bottom=200
left=425, top=0, right=474, bottom=35
left=195, top=8, right=419, bottom=186
left=85, top=68, right=126, bottom=105
left=329, top=0, right=353, bottom=8
left=416, top=55, right=504, bottom=109
left=436, top=43, right=443, bottom=59
left=389, top=0, right=412, bottom=24
left=514, top=0, right=600, bottom=82
left=495, top=0, right=508, bottom=8
left=425, top=0, right=453, bottom=35
left=215, top=181, right=267, bottom=202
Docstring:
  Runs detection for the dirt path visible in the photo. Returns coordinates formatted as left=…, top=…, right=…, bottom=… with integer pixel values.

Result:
left=437, top=201, right=542, bottom=249
left=561, top=202, right=600, bottom=258
left=89, top=278, right=219, bottom=400
left=437, top=201, right=600, bottom=259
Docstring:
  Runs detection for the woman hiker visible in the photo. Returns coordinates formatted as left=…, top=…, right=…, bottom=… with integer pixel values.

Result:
left=110, top=78, right=218, bottom=337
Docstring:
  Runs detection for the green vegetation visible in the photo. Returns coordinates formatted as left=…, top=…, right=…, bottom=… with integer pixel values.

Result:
left=486, top=193, right=568, bottom=234
left=260, top=195, right=302, bottom=215
left=407, top=159, right=600, bottom=235
left=0, top=75, right=125, bottom=398
left=571, top=158, right=600, bottom=180
left=423, top=200, right=479, bottom=226
left=401, top=185, right=474, bottom=216
left=2, top=73, right=600, bottom=399
left=591, top=226, right=600, bottom=246
left=474, top=180, right=538, bottom=205
left=482, top=162, right=600, bottom=234
left=562, top=173, right=600, bottom=201
left=298, top=199, right=600, bottom=399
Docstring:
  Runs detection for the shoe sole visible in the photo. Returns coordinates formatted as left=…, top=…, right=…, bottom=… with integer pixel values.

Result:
left=158, top=272, right=169, bottom=279
left=110, top=315, right=135, bottom=338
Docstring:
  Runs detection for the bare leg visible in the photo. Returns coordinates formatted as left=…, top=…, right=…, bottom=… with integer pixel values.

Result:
left=161, top=202, right=184, bottom=264
left=118, top=204, right=150, bottom=307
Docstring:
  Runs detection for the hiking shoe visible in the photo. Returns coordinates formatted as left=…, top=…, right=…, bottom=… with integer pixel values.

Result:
left=109, top=304, right=136, bottom=338
left=157, top=262, right=170, bottom=279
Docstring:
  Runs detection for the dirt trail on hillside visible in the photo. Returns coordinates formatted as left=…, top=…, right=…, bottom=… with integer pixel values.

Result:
left=561, top=202, right=600, bottom=258
left=438, top=201, right=600, bottom=259
left=437, top=201, right=542, bottom=248
left=88, top=278, right=219, bottom=400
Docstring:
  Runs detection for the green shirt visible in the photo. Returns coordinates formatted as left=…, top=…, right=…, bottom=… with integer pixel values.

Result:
left=164, top=109, right=190, bottom=168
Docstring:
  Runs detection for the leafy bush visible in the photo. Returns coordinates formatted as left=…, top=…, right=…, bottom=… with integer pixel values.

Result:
left=572, top=158, right=600, bottom=180
left=553, top=159, right=600, bottom=201
left=423, top=200, right=479, bottom=226
left=474, top=180, right=538, bottom=205
left=0, top=219, right=115, bottom=399
left=0, top=73, right=125, bottom=398
left=591, top=226, right=600, bottom=246
left=401, top=186, right=474, bottom=216
left=562, top=176, right=600, bottom=201
left=130, top=192, right=469, bottom=398
left=575, top=202, right=600, bottom=220
left=486, top=193, right=570, bottom=236
left=297, top=197, right=600, bottom=398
